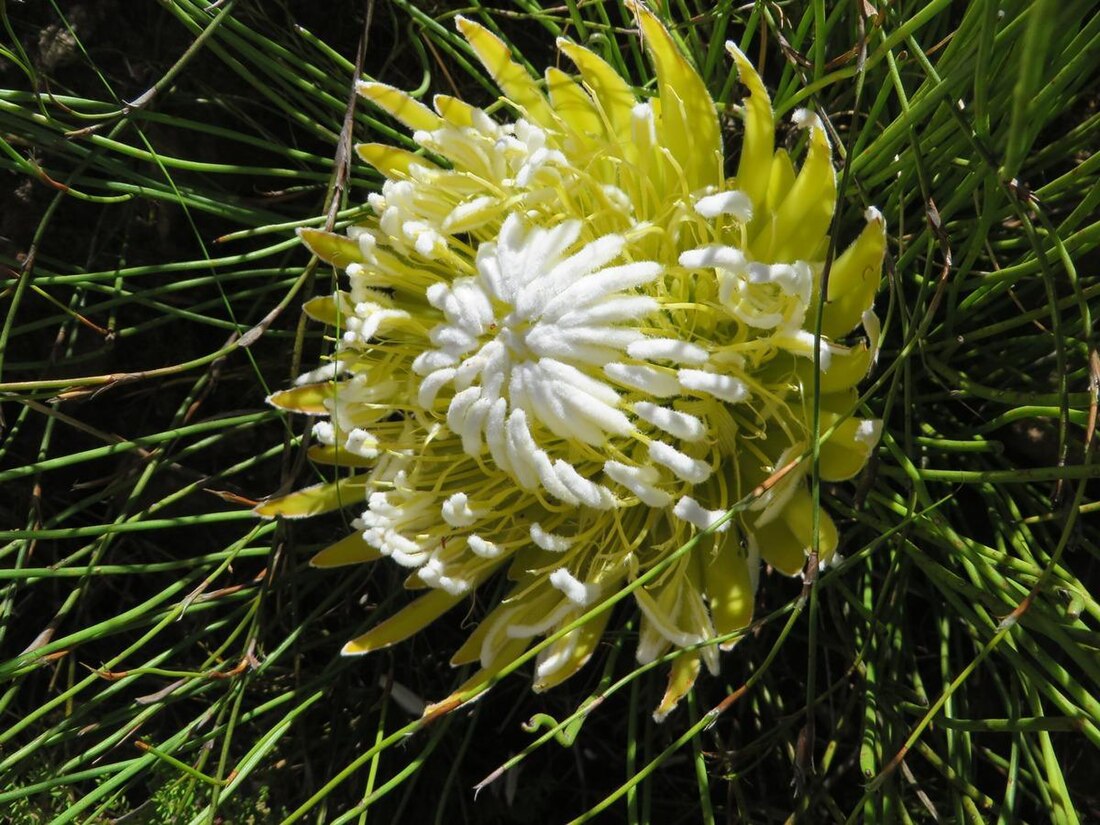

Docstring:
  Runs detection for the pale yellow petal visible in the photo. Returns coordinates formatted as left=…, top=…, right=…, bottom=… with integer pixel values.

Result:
left=818, top=415, right=880, bottom=481
left=764, top=147, right=796, bottom=215
left=821, top=210, right=886, bottom=338
left=310, top=532, right=383, bottom=568
left=357, top=80, right=443, bottom=131
left=343, top=588, right=467, bottom=654
left=631, top=2, right=721, bottom=192
left=301, top=294, right=349, bottom=326
left=456, top=16, right=558, bottom=130
left=750, top=484, right=838, bottom=575
left=432, top=94, right=479, bottom=127
left=254, top=474, right=371, bottom=519
left=545, top=66, right=602, bottom=149
left=653, top=650, right=700, bottom=722
left=297, top=227, right=363, bottom=268
left=727, top=41, right=775, bottom=213
left=423, top=636, right=531, bottom=720
left=306, top=444, right=375, bottom=468
left=557, top=39, right=636, bottom=145
left=267, top=382, right=334, bottom=415
left=532, top=609, right=612, bottom=693
left=355, top=143, right=437, bottom=178
left=750, top=116, right=836, bottom=261
left=705, top=534, right=755, bottom=646
left=795, top=342, right=873, bottom=394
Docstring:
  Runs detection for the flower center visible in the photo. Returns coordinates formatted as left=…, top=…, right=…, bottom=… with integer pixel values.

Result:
left=413, top=213, right=660, bottom=452
left=496, top=315, right=534, bottom=361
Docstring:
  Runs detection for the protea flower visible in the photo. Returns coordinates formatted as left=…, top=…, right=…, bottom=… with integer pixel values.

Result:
left=258, top=2, right=885, bottom=720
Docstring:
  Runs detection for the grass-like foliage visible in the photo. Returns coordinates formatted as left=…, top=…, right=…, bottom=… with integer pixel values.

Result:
left=1, top=1, right=1098, bottom=822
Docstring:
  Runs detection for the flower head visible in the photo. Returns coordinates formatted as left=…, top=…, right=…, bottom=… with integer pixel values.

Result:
left=259, top=3, right=885, bottom=720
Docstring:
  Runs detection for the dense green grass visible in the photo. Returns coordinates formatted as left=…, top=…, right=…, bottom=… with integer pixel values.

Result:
left=1, top=1, right=1098, bottom=821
